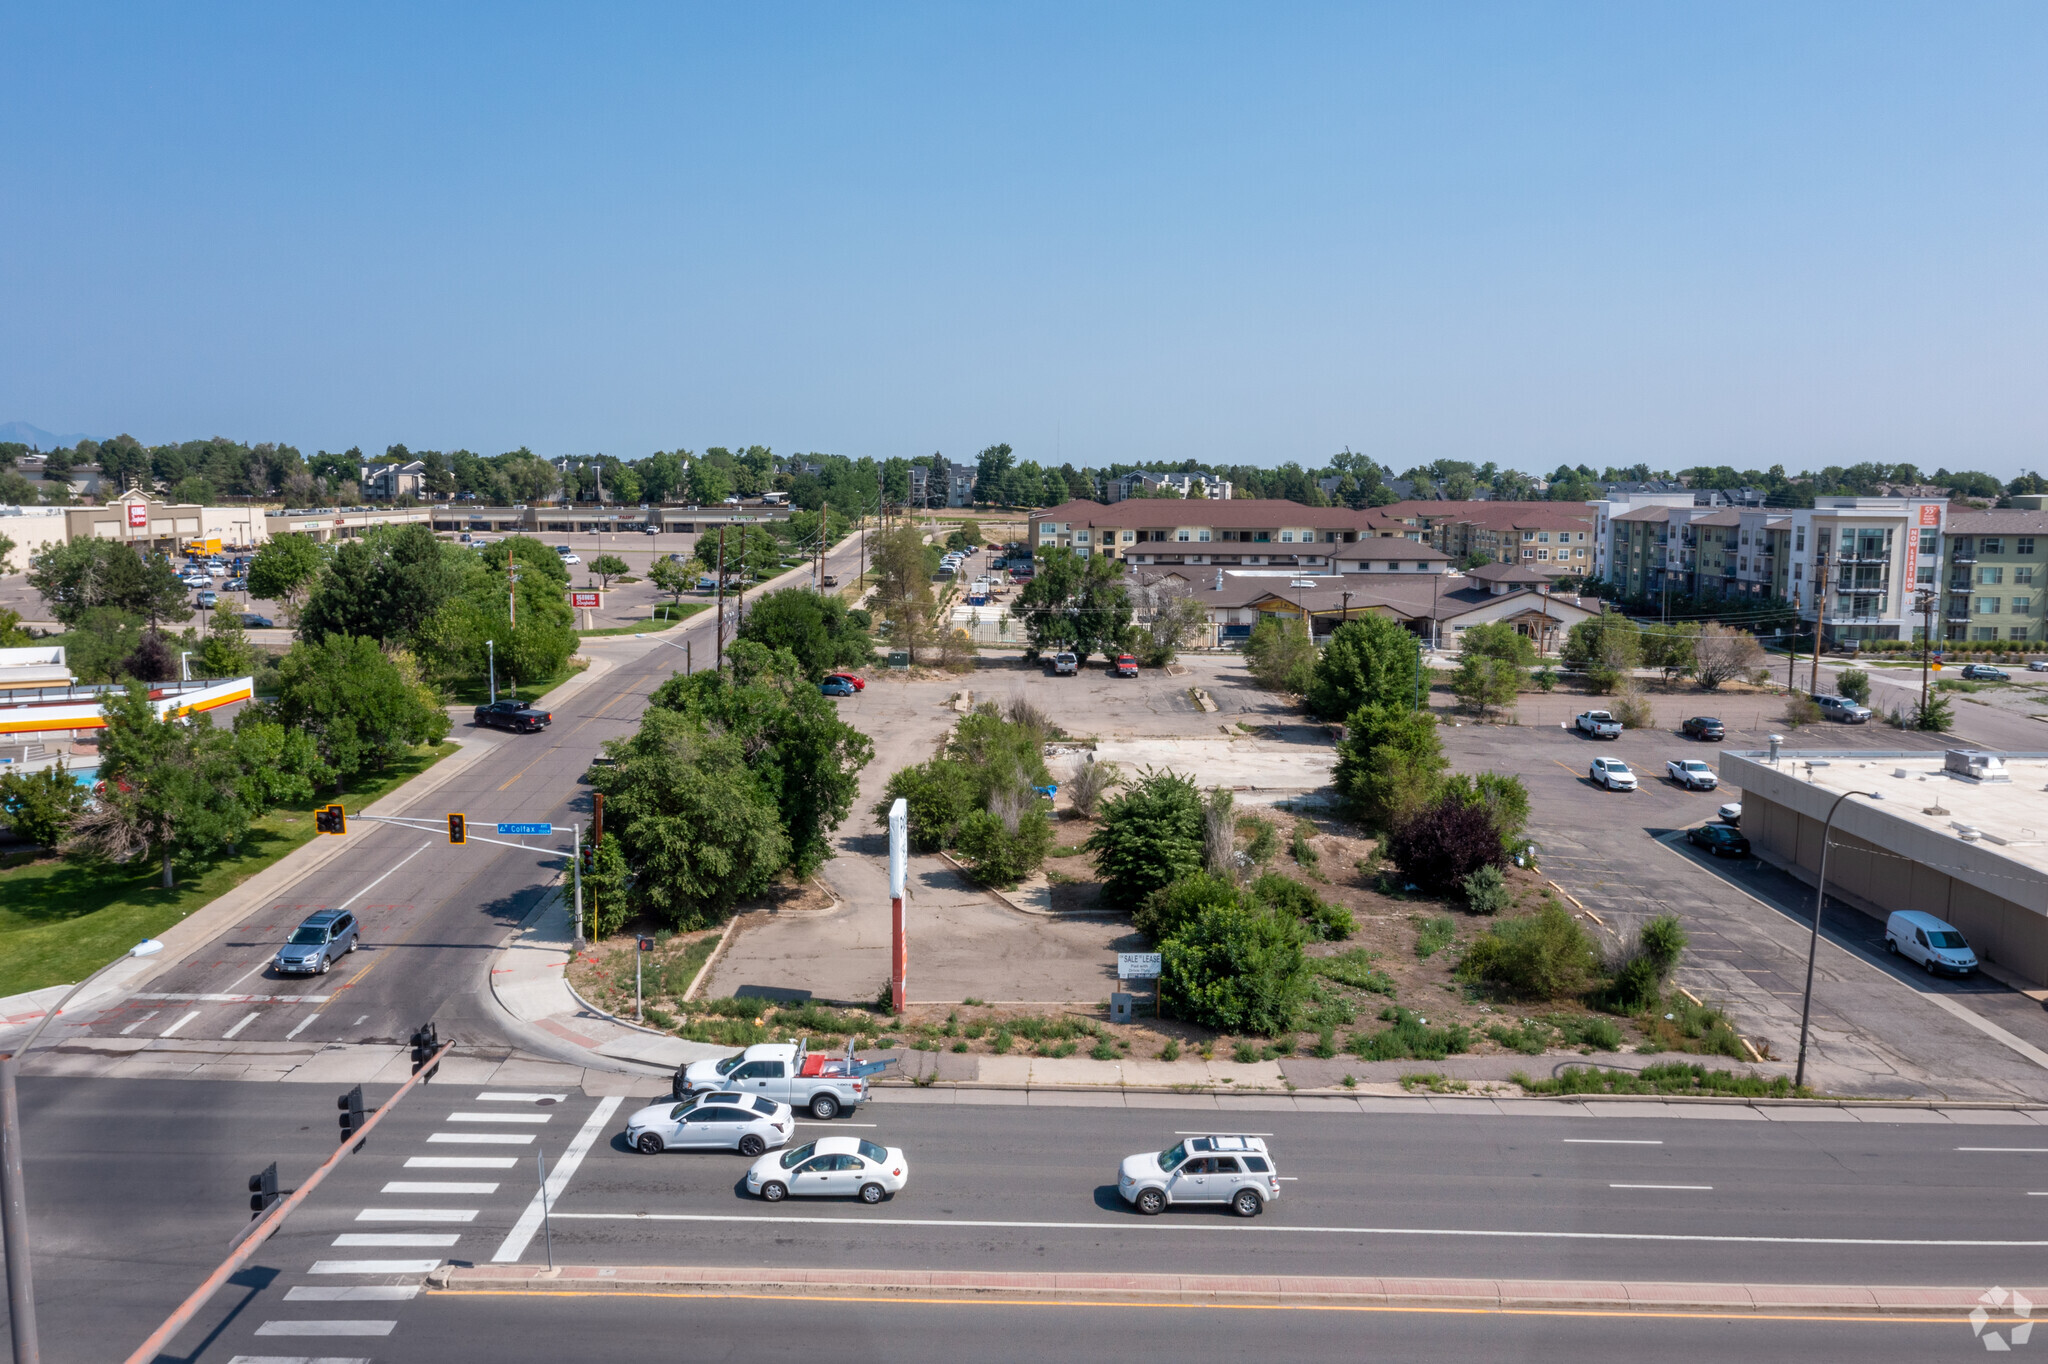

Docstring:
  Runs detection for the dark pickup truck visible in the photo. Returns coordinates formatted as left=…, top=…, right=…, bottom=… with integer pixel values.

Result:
left=474, top=699, right=552, bottom=732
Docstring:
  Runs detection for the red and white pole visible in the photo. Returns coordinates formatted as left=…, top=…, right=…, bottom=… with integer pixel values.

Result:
left=887, top=797, right=908, bottom=1014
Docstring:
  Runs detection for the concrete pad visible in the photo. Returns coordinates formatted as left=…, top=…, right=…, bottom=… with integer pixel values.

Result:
left=1664, top=1104, right=1768, bottom=1120
left=1090, top=738, right=1335, bottom=792
left=1425, top=1098, right=1507, bottom=1116
left=1291, top=1096, right=1364, bottom=1113
left=1203, top=1061, right=1286, bottom=1087
left=2026, top=1110, right=2048, bottom=1126
left=1625, top=1281, right=1755, bottom=1308
left=24, top=1052, right=126, bottom=1078
left=1214, top=1095, right=1301, bottom=1112
left=1759, top=1106, right=1859, bottom=1122
left=1493, top=1279, right=1633, bottom=1306
left=578, top=1072, right=652, bottom=1097
left=1745, top=1283, right=1880, bottom=1309
left=188, top=1062, right=254, bottom=1081
left=1847, top=1106, right=1956, bottom=1124
left=868, top=1088, right=956, bottom=1104
left=1026, top=1090, right=1126, bottom=1106
left=112, top=1059, right=206, bottom=1079
left=1352, top=1098, right=1429, bottom=1113
left=1029, top=1057, right=1124, bottom=1086
left=1124, top=1092, right=1218, bottom=1109
left=1939, top=1108, right=2042, bottom=1125
left=1579, top=1101, right=1673, bottom=1119
left=1121, top=1061, right=1217, bottom=1087
left=482, top=1058, right=590, bottom=1087
left=428, top=1057, right=508, bottom=1086
left=279, top=1046, right=407, bottom=1084
left=974, top=1055, right=1033, bottom=1085
left=951, top=1088, right=1028, bottom=1105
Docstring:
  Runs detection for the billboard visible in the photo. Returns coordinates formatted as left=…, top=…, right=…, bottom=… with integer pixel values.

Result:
left=569, top=591, right=602, bottom=609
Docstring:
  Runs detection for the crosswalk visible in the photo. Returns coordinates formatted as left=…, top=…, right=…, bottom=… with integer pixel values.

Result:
left=228, top=1089, right=622, bottom=1361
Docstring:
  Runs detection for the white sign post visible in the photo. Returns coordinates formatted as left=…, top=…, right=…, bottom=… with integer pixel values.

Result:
left=1117, top=952, right=1162, bottom=1020
left=888, top=797, right=908, bottom=1015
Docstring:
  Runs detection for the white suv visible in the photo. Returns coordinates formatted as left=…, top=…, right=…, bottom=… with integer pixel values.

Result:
left=1118, top=1135, right=1280, bottom=1218
left=1589, top=757, right=1637, bottom=791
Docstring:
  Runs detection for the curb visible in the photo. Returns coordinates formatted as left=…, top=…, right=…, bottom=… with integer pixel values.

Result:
left=428, top=1264, right=2041, bottom=1315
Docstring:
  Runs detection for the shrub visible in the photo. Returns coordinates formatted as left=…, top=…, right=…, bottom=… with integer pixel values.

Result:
left=1442, top=772, right=1531, bottom=841
left=1414, top=915, right=1455, bottom=959
left=1512, top=1061, right=1799, bottom=1099
left=880, top=759, right=979, bottom=852
left=1311, top=947, right=1396, bottom=993
left=0, top=761, right=90, bottom=847
left=1461, top=864, right=1513, bottom=915
left=1243, top=616, right=1317, bottom=696
left=1609, top=688, right=1653, bottom=729
left=1251, top=872, right=1355, bottom=940
left=1240, top=815, right=1279, bottom=865
left=1781, top=694, right=1821, bottom=727
left=1290, top=820, right=1322, bottom=873
left=1159, top=903, right=1312, bottom=1036
left=1348, top=1006, right=1472, bottom=1061
left=1456, top=902, right=1600, bottom=1001
left=1532, top=665, right=1557, bottom=692
left=1386, top=793, right=1508, bottom=894
left=953, top=802, right=1053, bottom=886
left=1836, top=668, right=1871, bottom=704
left=1556, top=1014, right=1625, bottom=1051
left=1135, top=872, right=1246, bottom=943
left=1333, top=704, right=1446, bottom=832
left=1087, top=767, right=1207, bottom=906
left=1203, top=787, right=1237, bottom=876
left=1306, top=616, right=1419, bottom=720
left=1067, top=757, right=1121, bottom=818
left=1913, top=692, right=1954, bottom=731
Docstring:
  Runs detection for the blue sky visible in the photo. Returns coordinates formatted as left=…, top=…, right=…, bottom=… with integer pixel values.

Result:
left=3, top=4, right=2045, bottom=475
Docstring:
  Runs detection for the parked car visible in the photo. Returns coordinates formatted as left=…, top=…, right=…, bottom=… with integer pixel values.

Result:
left=222, top=577, right=247, bottom=592
left=1686, top=823, right=1750, bottom=857
left=1718, top=801, right=1742, bottom=825
left=623, top=1093, right=794, bottom=1156
left=673, top=1039, right=890, bottom=1117
left=745, top=1136, right=908, bottom=1204
left=2030, top=660, right=2048, bottom=673
left=821, top=677, right=856, bottom=697
left=1575, top=710, right=1622, bottom=739
left=1814, top=694, right=1872, bottom=723
left=240, top=613, right=274, bottom=628
left=1885, top=910, right=1979, bottom=975
left=1960, top=664, right=2008, bottom=681
left=1666, top=759, right=1717, bottom=791
left=1681, top=716, right=1725, bottom=741
left=826, top=673, right=865, bottom=691
left=272, top=910, right=359, bottom=976
left=1051, top=652, right=1079, bottom=676
left=1589, top=756, right=1637, bottom=791
left=558, top=552, right=581, bottom=565
left=1113, top=654, right=1139, bottom=677
left=195, top=590, right=217, bottom=609
left=473, top=698, right=552, bottom=732
left=1118, top=1135, right=1279, bottom=1218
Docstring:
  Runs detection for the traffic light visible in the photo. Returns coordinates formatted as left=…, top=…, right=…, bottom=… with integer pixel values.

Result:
left=447, top=813, right=466, bottom=845
left=580, top=841, right=596, bottom=878
left=337, top=1084, right=366, bottom=1149
left=248, top=1161, right=280, bottom=1217
left=410, top=1023, right=440, bottom=1078
left=314, top=804, right=346, bottom=835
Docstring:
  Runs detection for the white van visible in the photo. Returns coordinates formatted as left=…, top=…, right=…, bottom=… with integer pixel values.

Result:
left=1884, top=910, right=1979, bottom=976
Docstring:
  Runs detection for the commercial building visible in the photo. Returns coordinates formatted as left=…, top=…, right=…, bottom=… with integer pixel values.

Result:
left=1723, top=747, right=2048, bottom=988
left=1029, top=499, right=1441, bottom=572
left=424, top=504, right=786, bottom=538
left=0, top=644, right=254, bottom=750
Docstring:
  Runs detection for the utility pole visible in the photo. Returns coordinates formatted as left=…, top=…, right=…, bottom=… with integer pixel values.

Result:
left=735, top=524, right=749, bottom=634
left=571, top=823, right=583, bottom=948
left=506, top=545, right=517, bottom=628
left=1919, top=588, right=1935, bottom=718
left=1809, top=550, right=1829, bottom=697
left=715, top=525, right=726, bottom=673
left=818, top=500, right=828, bottom=591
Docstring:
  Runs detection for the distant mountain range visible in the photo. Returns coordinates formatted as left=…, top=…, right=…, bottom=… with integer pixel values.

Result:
left=0, top=421, right=97, bottom=449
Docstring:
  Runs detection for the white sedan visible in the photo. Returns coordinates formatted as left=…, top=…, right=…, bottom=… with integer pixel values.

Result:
left=1590, top=757, right=1638, bottom=791
left=1666, top=759, right=1718, bottom=791
left=746, top=1135, right=908, bottom=1204
left=624, top=1092, right=792, bottom=1156
left=558, top=552, right=581, bottom=565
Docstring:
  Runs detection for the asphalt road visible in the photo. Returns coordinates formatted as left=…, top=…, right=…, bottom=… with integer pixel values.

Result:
left=19, top=1086, right=2043, bottom=1363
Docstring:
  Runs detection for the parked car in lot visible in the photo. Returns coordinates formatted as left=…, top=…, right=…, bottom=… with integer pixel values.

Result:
left=473, top=698, right=552, bottom=732
left=826, top=672, right=865, bottom=691
left=240, top=613, right=274, bottom=628
left=624, top=1092, right=794, bottom=1156
left=1113, top=654, right=1139, bottom=677
left=272, top=910, right=359, bottom=976
left=1718, top=801, right=1742, bottom=825
left=196, top=589, right=217, bottom=609
left=1051, top=651, right=1079, bottom=676
left=558, top=552, right=581, bottom=565
left=1814, top=694, right=1872, bottom=723
left=1960, top=664, right=2008, bottom=681
left=1589, top=756, right=1637, bottom=790
left=221, top=576, right=247, bottom=591
left=2030, top=659, right=2048, bottom=673
left=746, top=1136, right=907, bottom=1204
left=1118, top=1135, right=1279, bottom=1218
left=1885, top=910, right=1979, bottom=975
left=1575, top=710, right=1622, bottom=739
left=1681, top=715, right=1725, bottom=740
left=1686, top=822, right=1750, bottom=857
left=821, top=676, right=856, bottom=697
left=1666, top=759, right=1717, bottom=790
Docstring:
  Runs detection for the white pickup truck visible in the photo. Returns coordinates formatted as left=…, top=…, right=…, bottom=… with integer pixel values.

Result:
left=673, top=1039, right=893, bottom=1119
left=1575, top=710, right=1623, bottom=739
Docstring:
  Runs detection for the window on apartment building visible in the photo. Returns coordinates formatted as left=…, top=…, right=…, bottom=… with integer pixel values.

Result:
left=2018, top=567, right=2035, bottom=585
left=1522, top=530, right=1534, bottom=541
left=1254, top=531, right=1270, bottom=542
left=1984, top=538, right=2005, bottom=555
left=1979, top=597, right=2002, bottom=615
left=1794, top=563, right=1803, bottom=580
left=1122, top=531, right=1134, bottom=542
left=1979, top=566, right=2003, bottom=585
left=1795, top=527, right=1805, bottom=551
left=1537, top=532, right=1549, bottom=542
left=1920, top=529, right=1939, bottom=555
left=2023, top=537, right=2037, bottom=556
left=1279, top=530, right=1295, bottom=543
left=1073, top=531, right=1090, bottom=544
left=2015, top=596, right=2033, bottom=615
left=1198, top=531, right=1211, bottom=542
left=1918, top=566, right=1937, bottom=585
left=1176, top=530, right=1190, bottom=542
left=1974, top=627, right=2000, bottom=642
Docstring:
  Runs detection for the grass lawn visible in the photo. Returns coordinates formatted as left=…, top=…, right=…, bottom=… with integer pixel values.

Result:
left=578, top=603, right=707, bottom=637
left=445, top=658, right=591, bottom=707
left=0, top=741, right=460, bottom=998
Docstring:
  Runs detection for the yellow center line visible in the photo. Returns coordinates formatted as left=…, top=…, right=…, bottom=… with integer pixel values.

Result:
left=1550, top=759, right=1584, bottom=777
left=428, top=1288, right=1988, bottom=1326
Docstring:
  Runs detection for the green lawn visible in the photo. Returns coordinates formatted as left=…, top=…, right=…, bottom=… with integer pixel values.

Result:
left=445, top=658, right=591, bottom=707
left=0, top=741, right=460, bottom=998
left=578, top=604, right=707, bottom=637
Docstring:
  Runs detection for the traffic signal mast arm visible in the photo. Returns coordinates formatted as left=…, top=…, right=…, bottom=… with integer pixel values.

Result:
left=342, top=812, right=573, bottom=852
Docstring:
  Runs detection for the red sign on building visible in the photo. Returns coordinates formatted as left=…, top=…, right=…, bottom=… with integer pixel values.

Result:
left=126, top=502, right=149, bottom=529
left=569, top=591, right=602, bottom=609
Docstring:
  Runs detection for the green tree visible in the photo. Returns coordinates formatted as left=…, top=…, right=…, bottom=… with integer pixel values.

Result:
left=871, top=525, right=939, bottom=659
left=1837, top=668, right=1871, bottom=704
left=587, top=553, right=630, bottom=589
left=197, top=603, right=258, bottom=678
left=734, top=588, right=874, bottom=680
left=0, top=530, right=16, bottom=574
left=1562, top=612, right=1641, bottom=693
left=587, top=832, right=633, bottom=938
left=1450, top=624, right=1532, bottom=720
left=1134, top=871, right=1245, bottom=944
left=1159, top=903, right=1312, bottom=1036
left=0, top=605, right=30, bottom=648
left=1011, top=546, right=1132, bottom=663
left=246, top=533, right=325, bottom=614
left=1242, top=616, right=1318, bottom=695
left=648, top=556, right=693, bottom=606
left=1086, top=767, right=1206, bottom=906
left=689, top=460, right=734, bottom=505
left=29, top=540, right=188, bottom=627
left=1307, top=616, right=1420, bottom=718
left=1640, top=624, right=1699, bottom=685
left=1334, top=703, right=1446, bottom=831
left=300, top=524, right=462, bottom=646
left=267, top=634, right=450, bottom=787
left=0, top=762, right=90, bottom=847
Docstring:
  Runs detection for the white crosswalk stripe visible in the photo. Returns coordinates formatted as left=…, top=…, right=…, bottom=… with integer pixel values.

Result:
left=229, top=1355, right=372, bottom=1363
left=284, top=1286, right=420, bottom=1301
left=331, top=1233, right=460, bottom=1247
left=406, top=1155, right=517, bottom=1168
left=255, top=1321, right=396, bottom=1337
left=355, top=1208, right=476, bottom=1222
left=447, top=1111, right=551, bottom=1123
left=308, top=1259, right=442, bottom=1274
left=381, top=1181, right=497, bottom=1194
left=426, top=1132, right=532, bottom=1145
left=475, top=1091, right=566, bottom=1102
left=159, top=1009, right=202, bottom=1037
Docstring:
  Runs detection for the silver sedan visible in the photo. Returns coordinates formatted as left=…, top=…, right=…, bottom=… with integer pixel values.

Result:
left=623, top=1092, right=793, bottom=1156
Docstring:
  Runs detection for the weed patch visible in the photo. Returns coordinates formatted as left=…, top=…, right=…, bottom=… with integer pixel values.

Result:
left=1512, top=1062, right=1804, bottom=1099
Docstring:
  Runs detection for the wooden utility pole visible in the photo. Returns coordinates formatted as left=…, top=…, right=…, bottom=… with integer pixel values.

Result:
left=507, top=545, right=517, bottom=628
left=1808, top=551, right=1829, bottom=696
left=818, top=500, right=828, bottom=591
left=714, top=525, right=726, bottom=672
left=1919, top=588, right=1935, bottom=717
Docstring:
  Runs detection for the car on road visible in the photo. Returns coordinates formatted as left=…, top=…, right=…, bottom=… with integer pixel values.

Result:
left=1575, top=710, right=1622, bottom=739
left=557, top=552, right=581, bottom=565
left=1666, top=759, right=1717, bottom=791
left=273, top=910, right=359, bottom=975
left=821, top=574, right=838, bottom=587
left=1885, top=910, right=1979, bottom=975
left=624, top=1092, right=794, bottom=1156
left=675, top=1039, right=887, bottom=1117
left=473, top=698, right=553, bottom=732
left=1051, top=651, right=1079, bottom=676
left=1960, top=664, right=2008, bottom=681
left=1589, top=756, right=1637, bottom=790
left=1686, top=822, right=1750, bottom=857
left=826, top=672, right=865, bottom=691
left=240, top=613, right=274, bottom=628
left=821, top=676, right=856, bottom=697
left=1118, top=1135, right=1279, bottom=1218
left=746, top=1136, right=907, bottom=1204
left=1814, top=694, right=1872, bottom=723
left=195, top=589, right=217, bottom=609
left=1113, top=654, right=1139, bottom=677
left=2031, top=659, right=2048, bottom=673
left=1681, top=715, right=1725, bottom=741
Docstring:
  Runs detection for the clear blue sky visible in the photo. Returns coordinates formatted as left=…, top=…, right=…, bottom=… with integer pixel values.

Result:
left=3, top=3, right=2045, bottom=475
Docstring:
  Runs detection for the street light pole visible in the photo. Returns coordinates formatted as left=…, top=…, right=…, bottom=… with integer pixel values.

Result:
left=1793, top=787, right=1880, bottom=1091
left=3, top=938, right=164, bottom=1364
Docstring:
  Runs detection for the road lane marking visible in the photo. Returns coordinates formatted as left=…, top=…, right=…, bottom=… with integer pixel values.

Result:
left=337, top=841, right=435, bottom=911
left=382, top=1181, right=498, bottom=1194
left=285, top=1286, right=421, bottom=1301
left=159, top=1009, right=202, bottom=1038
left=285, top=1015, right=318, bottom=1040
left=478, top=1092, right=566, bottom=1102
left=222, top=1011, right=260, bottom=1039
left=544, top=1211, right=2048, bottom=1248
left=352, top=1014, right=368, bottom=1026
left=1174, top=1131, right=1272, bottom=1137
left=793, top=1122, right=877, bottom=1128
left=1958, top=1147, right=2048, bottom=1153
left=331, top=1233, right=461, bottom=1247
left=119, top=1011, right=159, bottom=1035
left=356, top=1208, right=477, bottom=1222
left=254, top=1321, right=396, bottom=1337
left=308, top=1259, right=443, bottom=1274
left=427, top=1133, right=533, bottom=1145
left=1610, top=1184, right=1712, bottom=1190
left=448, top=1112, right=552, bottom=1123
left=493, top=1095, right=624, bottom=1263
left=133, top=992, right=331, bottom=1003
left=1565, top=1139, right=1662, bottom=1145
left=406, top=1156, right=517, bottom=1169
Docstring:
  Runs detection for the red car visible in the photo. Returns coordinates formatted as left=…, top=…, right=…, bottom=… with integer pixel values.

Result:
left=827, top=672, right=866, bottom=691
left=1113, top=654, right=1139, bottom=677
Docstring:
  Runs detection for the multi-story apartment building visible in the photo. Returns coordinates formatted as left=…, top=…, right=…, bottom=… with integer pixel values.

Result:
left=1029, top=499, right=1448, bottom=574
left=1106, top=471, right=1234, bottom=502
left=1940, top=506, right=2048, bottom=644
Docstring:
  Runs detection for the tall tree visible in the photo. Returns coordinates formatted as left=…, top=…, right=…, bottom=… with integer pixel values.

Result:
left=266, top=634, right=450, bottom=786
left=1306, top=616, right=1420, bottom=719
left=246, top=533, right=325, bottom=613
left=1010, top=546, right=1133, bottom=663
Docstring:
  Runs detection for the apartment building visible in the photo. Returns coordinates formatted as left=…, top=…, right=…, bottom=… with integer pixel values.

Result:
left=1105, top=471, right=1234, bottom=502
left=1029, top=499, right=1445, bottom=574
left=1940, top=508, right=2048, bottom=643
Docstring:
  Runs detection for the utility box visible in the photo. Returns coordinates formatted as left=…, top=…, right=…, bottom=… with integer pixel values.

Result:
left=1110, top=992, right=1135, bottom=1024
left=888, top=650, right=911, bottom=669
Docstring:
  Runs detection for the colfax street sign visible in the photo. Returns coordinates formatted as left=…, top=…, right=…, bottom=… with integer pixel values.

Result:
left=569, top=591, right=602, bottom=609
left=1117, top=952, right=1163, bottom=979
left=496, top=822, right=553, bottom=836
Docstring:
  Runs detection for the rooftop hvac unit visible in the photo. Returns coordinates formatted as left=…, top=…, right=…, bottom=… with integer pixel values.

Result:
left=1944, top=750, right=2011, bottom=783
